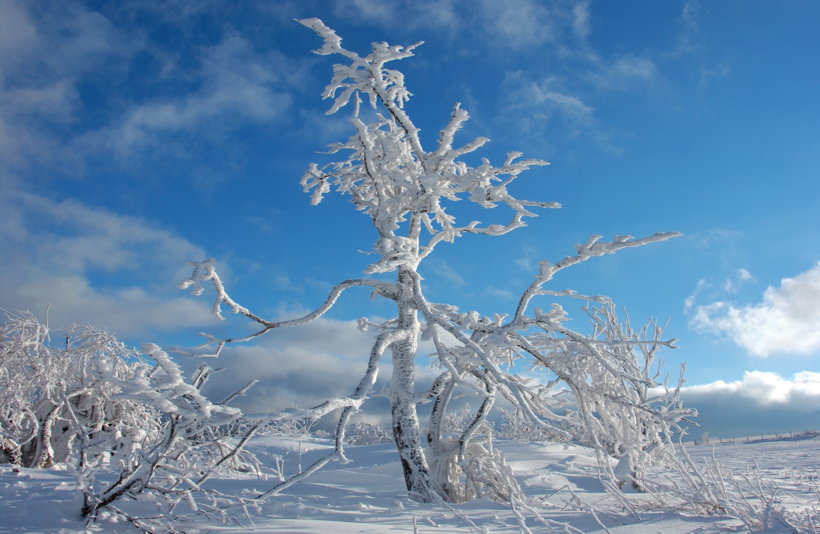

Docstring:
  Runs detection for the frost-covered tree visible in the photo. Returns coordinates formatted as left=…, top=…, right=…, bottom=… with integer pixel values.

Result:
left=182, top=19, right=692, bottom=503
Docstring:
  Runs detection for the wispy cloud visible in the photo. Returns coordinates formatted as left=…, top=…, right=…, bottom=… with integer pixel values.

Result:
left=335, top=0, right=460, bottom=32
left=477, top=0, right=559, bottom=49
left=422, top=258, right=466, bottom=289
left=488, top=287, right=516, bottom=301
left=0, top=1, right=304, bottom=188
left=570, top=1, right=591, bottom=40
left=690, top=263, right=820, bottom=357
left=689, top=228, right=744, bottom=248
left=683, top=278, right=708, bottom=313
left=668, top=0, right=730, bottom=87
left=105, top=34, right=293, bottom=155
left=589, top=55, right=659, bottom=91
left=0, top=0, right=125, bottom=180
left=671, top=0, right=703, bottom=57
left=512, top=243, right=543, bottom=274
left=0, top=188, right=216, bottom=339
left=722, top=267, right=753, bottom=293
left=501, top=72, right=599, bottom=140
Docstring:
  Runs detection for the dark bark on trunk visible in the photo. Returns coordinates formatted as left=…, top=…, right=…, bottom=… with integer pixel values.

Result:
left=389, top=268, right=436, bottom=502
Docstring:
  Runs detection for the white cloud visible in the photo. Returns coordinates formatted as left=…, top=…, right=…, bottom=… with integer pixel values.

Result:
left=592, top=55, right=659, bottom=90
left=690, top=228, right=744, bottom=248
left=0, top=2, right=302, bottom=183
left=112, top=34, right=292, bottom=153
left=681, top=371, right=820, bottom=437
left=722, top=267, right=753, bottom=293
left=342, top=0, right=397, bottom=25
left=478, top=0, right=557, bottom=48
left=571, top=1, right=591, bottom=40
left=488, top=287, right=516, bottom=301
left=0, top=0, right=38, bottom=65
left=503, top=72, right=595, bottom=133
left=690, top=263, right=820, bottom=357
left=0, top=188, right=216, bottom=339
left=671, top=0, right=702, bottom=57
left=683, top=278, right=708, bottom=313
left=200, top=318, right=382, bottom=413
left=684, top=371, right=820, bottom=407
left=0, top=1, right=125, bottom=176
left=335, top=0, right=460, bottom=32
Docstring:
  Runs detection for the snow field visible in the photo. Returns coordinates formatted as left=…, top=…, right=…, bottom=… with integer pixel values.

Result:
left=2, top=434, right=817, bottom=533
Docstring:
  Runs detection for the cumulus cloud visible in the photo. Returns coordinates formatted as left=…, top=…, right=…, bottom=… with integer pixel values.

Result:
left=690, top=263, right=820, bottom=357
left=0, top=188, right=216, bottom=339
left=682, top=371, right=820, bottom=437
left=685, top=370, right=820, bottom=406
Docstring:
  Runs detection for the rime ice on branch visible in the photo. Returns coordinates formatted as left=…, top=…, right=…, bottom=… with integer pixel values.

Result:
left=182, top=18, right=689, bottom=503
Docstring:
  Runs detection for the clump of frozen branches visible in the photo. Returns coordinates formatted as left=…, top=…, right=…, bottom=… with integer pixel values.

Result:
left=548, top=301, right=694, bottom=492
left=0, top=311, right=261, bottom=531
left=498, top=408, right=566, bottom=443
left=78, top=343, right=252, bottom=525
left=0, top=311, right=157, bottom=470
left=180, top=18, right=690, bottom=506
left=347, top=421, right=392, bottom=446
left=643, top=443, right=820, bottom=532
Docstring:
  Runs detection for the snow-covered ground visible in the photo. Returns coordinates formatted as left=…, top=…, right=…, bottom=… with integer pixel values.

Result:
left=1, top=435, right=818, bottom=533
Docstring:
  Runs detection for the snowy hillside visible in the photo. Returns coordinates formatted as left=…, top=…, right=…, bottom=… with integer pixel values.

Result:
left=2, top=434, right=817, bottom=533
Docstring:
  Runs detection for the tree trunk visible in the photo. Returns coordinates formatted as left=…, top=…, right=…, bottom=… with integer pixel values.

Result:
left=390, top=268, right=435, bottom=502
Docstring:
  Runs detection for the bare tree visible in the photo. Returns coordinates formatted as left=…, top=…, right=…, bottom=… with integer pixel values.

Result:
left=181, top=19, right=690, bottom=503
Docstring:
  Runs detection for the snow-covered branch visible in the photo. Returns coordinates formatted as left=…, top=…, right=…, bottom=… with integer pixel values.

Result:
left=513, top=232, right=680, bottom=324
left=179, top=259, right=398, bottom=354
left=298, top=19, right=556, bottom=275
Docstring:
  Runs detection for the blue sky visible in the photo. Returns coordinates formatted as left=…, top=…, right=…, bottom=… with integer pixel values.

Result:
left=1, top=0, right=819, bottom=438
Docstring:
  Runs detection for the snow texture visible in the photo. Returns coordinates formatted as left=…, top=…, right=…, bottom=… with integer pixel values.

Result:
left=0, top=435, right=818, bottom=532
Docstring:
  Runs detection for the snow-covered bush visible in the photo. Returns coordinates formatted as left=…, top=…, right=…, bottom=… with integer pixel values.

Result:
left=0, top=311, right=260, bottom=530
left=0, top=311, right=159, bottom=469
left=547, top=302, right=693, bottom=491
left=498, top=408, right=566, bottom=443
left=180, top=19, right=692, bottom=504
left=347, top=421, right=392, bottom=446
left=78, top=343, right=260, bottom=528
